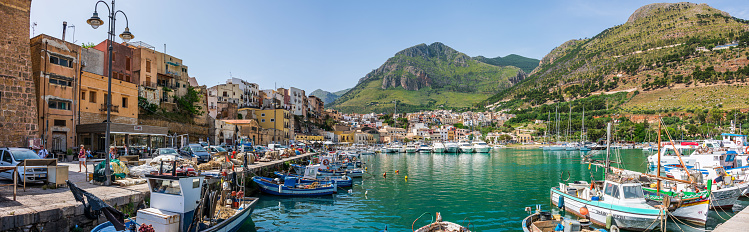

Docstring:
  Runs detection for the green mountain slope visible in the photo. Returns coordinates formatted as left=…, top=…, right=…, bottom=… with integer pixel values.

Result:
left=310, top=88, right=351, bottom=105
left=474, top=54, right=540, bottom=73
left=483, top=2, right=749, bottom=111
left=330, top=42, right=528, bottom=113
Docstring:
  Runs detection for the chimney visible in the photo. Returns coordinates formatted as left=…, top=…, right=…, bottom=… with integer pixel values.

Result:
left=62, top=21, right=67, bottom=41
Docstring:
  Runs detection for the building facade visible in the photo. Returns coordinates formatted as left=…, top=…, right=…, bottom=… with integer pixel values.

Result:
left=30, top=34, right=81, bottom=152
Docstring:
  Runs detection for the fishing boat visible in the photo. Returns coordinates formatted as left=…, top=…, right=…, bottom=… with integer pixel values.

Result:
left=418, top=144, right=432, bottom=153
left=458, top=141, right=474, bottom=153
left=641, top=186, right=709, bottom=225
left=317, top=168, right=364, bottom=177
left=667, top=166, right=742, bottom=209
left=413, top=212, right=470, bottom=232
left=433, top=142, right=446, bottom=153
left=405, top=143, right=418, bottom=153
left=445, top=142, right=459, bottom=153
left=472, top=140, right=490, bottom=153
left=274, top=169, right=352, bottom=187
left=522, top=206, right=597, bottom=232
left=253, top=176, right=337, bottom=196
left=87, top=170, right=258, bottom=232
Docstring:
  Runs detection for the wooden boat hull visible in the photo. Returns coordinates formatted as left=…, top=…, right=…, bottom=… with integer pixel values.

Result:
left=274, top=171, right=352, bottom=187
left=550, top=188, right=661, bottom=231
left=92, top=197, right=258, bottom=232
left=710, top=186, right=741, bottom=209
left=253, top=176, right=337, bottom=196
left=642, top=188, right=709, bottom=225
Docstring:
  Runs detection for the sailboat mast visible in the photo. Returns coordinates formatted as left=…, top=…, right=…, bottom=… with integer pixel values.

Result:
left=657, top=117, right=662, bottom=196
left=582, top=107, right=585, bottom=143
left=555, top=105, right=559, bottom=143
left=605, top=122, right=611, bottom=177
left=568, top=105, right=572, bottom=143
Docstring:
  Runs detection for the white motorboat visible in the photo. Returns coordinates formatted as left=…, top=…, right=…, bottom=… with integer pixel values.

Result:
left=445, top=142, right=459, bottom=153
left=458, top=141, right=474, bottom=153
left=432, top=142, right=446, bottom=153
left=418, top=144, right=432, bottom=153
left=405, top=143, right=418, bottom=153
left=472, top=141, right=490, bottom=153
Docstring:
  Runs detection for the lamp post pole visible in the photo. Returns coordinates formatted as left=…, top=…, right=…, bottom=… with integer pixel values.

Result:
left=87, top=0, right=134, bottom=186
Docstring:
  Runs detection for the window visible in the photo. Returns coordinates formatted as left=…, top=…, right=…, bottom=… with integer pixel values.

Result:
left=150, top=179, right=182, bottom=195
left=125, top=75, right=131, bottom=82
left=270, top=118, right=275, bottom=122
left=49, top=55, right=72, bottom=68
left=261, top=119, right=265, bottom=122
left=1, top=151, right=11, bottom=163
left=54, top=120, right=66, bottom=127
left=89, top=91, right=97, bottom=103
left=223, top=92, right=228, bottom=97
left=49, top=78, right=72, bottom=86
left=622, top=185, right=644, bottom=199
left=122, top=97, right=128, bottom=108
left=126, top=57, right=131, bottom=71
left=48, top=100, right=71, bottom=110
left=81, top=91, right=86, bottom=100
left=261, top=113, right=265, bottom=117
left=146, top=60, right=151, bottom=72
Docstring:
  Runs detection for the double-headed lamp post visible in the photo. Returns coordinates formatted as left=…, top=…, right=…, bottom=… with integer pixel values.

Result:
left=87, top=0, right=134, bottom=186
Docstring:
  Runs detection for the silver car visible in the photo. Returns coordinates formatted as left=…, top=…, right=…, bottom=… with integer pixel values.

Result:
left=0, top=148, right=48, bottom=183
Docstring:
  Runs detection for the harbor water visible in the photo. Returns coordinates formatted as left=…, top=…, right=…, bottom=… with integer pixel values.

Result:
left=245, top=149, right=748, bottom=231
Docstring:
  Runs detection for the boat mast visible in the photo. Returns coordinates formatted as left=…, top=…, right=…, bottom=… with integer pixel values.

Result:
left=606, top=122, right=611, bottom=176
left=568, top=104, right=571, bottom=144
left=657, top=116, right=662, bottom=196
left=581, top=107, right=585, bottom=144
left=556, top=105, right=559, bottom=143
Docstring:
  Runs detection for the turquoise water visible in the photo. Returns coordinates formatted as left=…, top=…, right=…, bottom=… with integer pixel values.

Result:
left=244, top=149, right=748, bottom=231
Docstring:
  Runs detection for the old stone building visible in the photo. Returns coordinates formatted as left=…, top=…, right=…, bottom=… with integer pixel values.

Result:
left=0, top=0, right=39, bottom=147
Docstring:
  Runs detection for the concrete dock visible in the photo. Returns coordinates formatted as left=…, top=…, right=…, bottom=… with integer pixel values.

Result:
left=713, top=203, right=749, bottom=231
left=0, top=152, right=317, bottom=231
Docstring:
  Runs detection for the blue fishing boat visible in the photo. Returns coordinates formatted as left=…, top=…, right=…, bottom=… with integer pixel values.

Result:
left=253, top=176, right=337, bottom=196
left=274, top=169, right=353, bottom=187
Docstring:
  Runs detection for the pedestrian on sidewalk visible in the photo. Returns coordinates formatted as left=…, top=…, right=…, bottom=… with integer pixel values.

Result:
left=109, top=146, right=117, bottom=160
left=78, top=145, right=87, bottom=172
left=37, top=145, right=49, bottom=159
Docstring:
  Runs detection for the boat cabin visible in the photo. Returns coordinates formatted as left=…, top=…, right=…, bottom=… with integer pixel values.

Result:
left=144, top=174, right=205, bottom=232
left=600, top=180, right=647, bottom=205
left=721, top=133, right=747, bottom=147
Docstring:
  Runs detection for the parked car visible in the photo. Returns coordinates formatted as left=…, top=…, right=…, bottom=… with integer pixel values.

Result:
left=205, top=146, right=228, bottom=157
left=198, top=141, right=209, bottom=147
left=178, top=144, right=211, bottom=163
left=0, top=148, right=48, bottom=183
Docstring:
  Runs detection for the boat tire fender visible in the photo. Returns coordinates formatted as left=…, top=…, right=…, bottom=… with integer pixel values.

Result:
left=558, top=195, right=565, bottom=209
left=610, top=225, right=620, bottom=232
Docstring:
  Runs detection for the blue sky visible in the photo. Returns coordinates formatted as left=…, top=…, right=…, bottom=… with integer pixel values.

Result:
left=30, top=0, right=749, bottom=93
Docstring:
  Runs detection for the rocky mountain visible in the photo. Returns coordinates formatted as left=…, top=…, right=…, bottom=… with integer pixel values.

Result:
left=474, top=54, right=540, bottom=73
left=330, top=42, right=529, bottom=113
left=483, top=2, right=749, bottom=112
left=310, top=88, right=351, bottom=105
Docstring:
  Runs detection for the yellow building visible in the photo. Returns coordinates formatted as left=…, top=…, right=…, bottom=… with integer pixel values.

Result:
left=253, top=108, right=292, bottom=143
left=334, top=131, right=355, bottom=143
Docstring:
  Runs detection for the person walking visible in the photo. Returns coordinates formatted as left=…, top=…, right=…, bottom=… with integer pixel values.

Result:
left=78, top=145, right=87, bottom=172
left=109, top=146, right=117, bottom=160
left=37, top=145, right=49, bottom=159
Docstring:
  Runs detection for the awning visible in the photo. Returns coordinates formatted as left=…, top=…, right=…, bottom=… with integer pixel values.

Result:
left=76, top=123, right=168, bottom=136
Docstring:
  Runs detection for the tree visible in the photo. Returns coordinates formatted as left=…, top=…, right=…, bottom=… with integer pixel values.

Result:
left=175, top=86, right=203, bottom=116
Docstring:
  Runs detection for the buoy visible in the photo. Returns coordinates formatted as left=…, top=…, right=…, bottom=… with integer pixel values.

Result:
left=405, top=175, right=408, bottom=180
left=580, top=206, right=589, bottom=216
left=365, top=190, right=368, bottom=195
left=396, top=170, right=399, bottom=174
left=606, top=214, right=613, bottom=229
left=383, top=172, right=387, bottom=178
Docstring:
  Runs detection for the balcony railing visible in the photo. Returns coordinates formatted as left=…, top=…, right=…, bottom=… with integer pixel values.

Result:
left=141, top=82, right=158, bottom=89
left=99, top=104, right=120, bottom=113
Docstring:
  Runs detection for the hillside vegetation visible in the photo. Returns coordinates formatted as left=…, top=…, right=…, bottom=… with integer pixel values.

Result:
left=484, top=2, right=749, bottom=112
left=331, top=42, right=529, bottom=113
left=474, top=54, right=540, bottom=73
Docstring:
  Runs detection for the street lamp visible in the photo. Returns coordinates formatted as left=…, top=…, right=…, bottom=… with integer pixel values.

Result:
left=87, top=0, right=134, bottom=186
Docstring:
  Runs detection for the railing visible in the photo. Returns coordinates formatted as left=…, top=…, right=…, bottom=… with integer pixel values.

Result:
left=141, top=82, right=158, bottom=89
left=99, top=104, right=120, bottom=113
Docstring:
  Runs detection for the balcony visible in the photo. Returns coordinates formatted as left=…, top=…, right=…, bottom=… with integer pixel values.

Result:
left=99, top=104, right=120, bottom=113
left=141, top=82, right=158, bottom=89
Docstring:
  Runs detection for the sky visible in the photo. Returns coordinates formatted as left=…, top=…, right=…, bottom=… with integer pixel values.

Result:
left=30, top=0, right=749, bottom=94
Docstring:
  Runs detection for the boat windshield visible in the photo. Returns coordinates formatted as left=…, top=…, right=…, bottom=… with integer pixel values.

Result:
left=622, top=185, right=644, bottom=199
left=150, top=179, right=182, bottom=195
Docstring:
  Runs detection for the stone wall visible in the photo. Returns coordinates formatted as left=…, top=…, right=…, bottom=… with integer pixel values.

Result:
left=139, top=117, right=211, bottom=142
left=79, top=111, right=137, bottom=125
left=0, top=0, right=39, bottom=147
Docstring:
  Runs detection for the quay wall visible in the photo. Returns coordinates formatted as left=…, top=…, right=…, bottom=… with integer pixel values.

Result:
left=0, top=188, right=149, bottom=232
